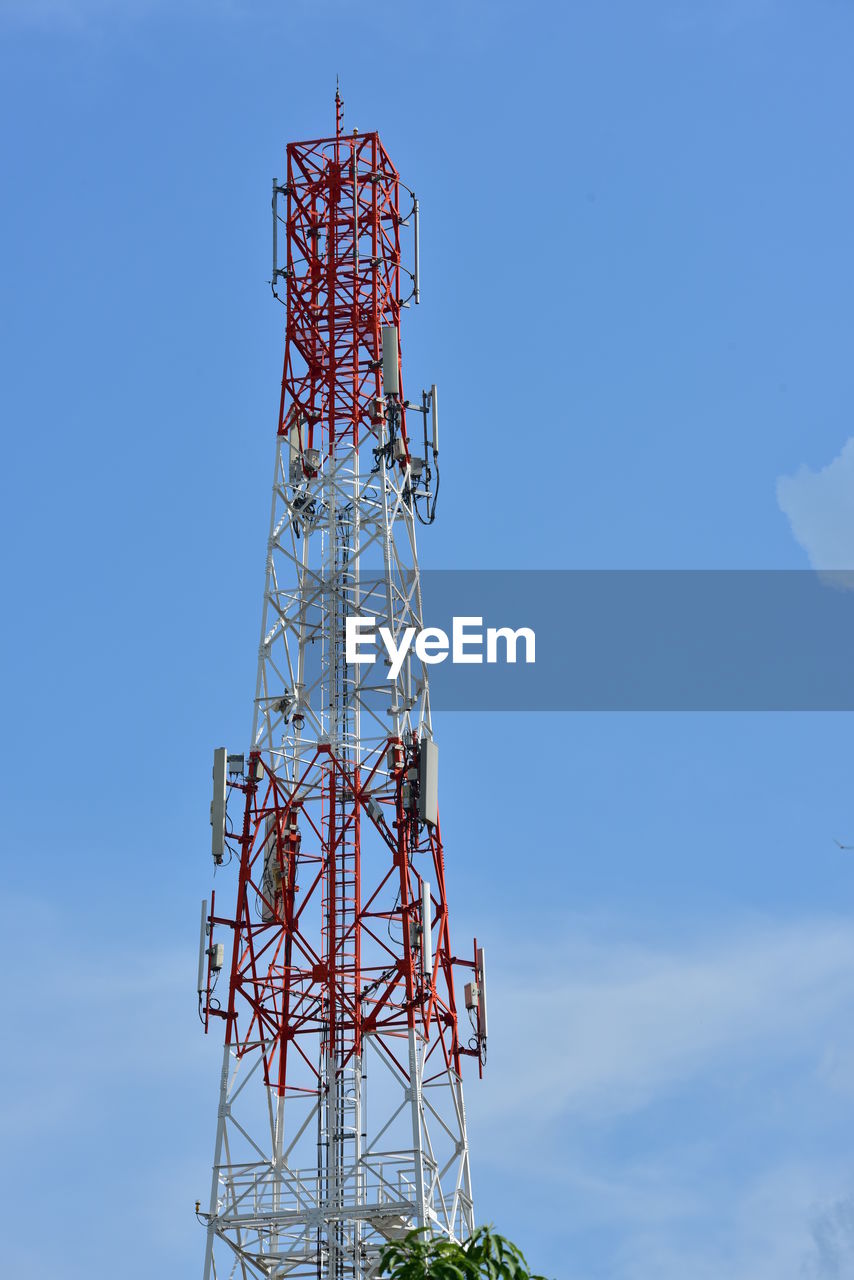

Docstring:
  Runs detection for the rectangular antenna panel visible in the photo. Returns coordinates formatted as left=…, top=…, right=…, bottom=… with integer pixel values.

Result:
left=211, top=747, right=227, bottom=862
left=261, top=813, right=284, bottom=923
left=477, top=946, right=488, bottom=1039
left=381, top=325, right=399, bottom=396
left=197, top=898, right=208, bottom=994
left=431, top=383, right=439, bottom=453
left=422, top=878, right=432, bottom=980
left=418, top=737, right=439, bottom=826
left=414, top=198, right=420, bottom=304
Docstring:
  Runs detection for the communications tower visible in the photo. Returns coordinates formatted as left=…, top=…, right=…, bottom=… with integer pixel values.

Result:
left=196, top=94, right=487, bottom=1280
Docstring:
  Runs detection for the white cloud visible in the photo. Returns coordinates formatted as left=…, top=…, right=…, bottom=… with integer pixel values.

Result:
left=474, top=916, right=854, bottom=1130
left=778, top=438, right=854, bottom=572
left=606, top=1163, right=853, bottom=1280
left=805, top=1193, right=854, bottom=1279
left=465, top=913, right=854, bottom=1278
left=8, top=893, right=854, bottom=1280
left=0, top=892, right=205, bottom=1138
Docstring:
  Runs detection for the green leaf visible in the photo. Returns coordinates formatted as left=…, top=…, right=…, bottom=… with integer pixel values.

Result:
left=378, top=1224, right=550, bottom=1280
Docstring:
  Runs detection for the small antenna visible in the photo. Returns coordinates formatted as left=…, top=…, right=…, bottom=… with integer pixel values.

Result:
left=335, top=77, right=343, bottom=139
left=413, top=198, right=420, bottom=304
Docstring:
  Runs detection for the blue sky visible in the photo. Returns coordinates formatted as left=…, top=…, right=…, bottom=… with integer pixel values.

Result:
left=2, top=1, right=854, bottom=1277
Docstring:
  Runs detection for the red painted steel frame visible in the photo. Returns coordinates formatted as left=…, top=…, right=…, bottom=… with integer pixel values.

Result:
left=277, top=112, right=411, bottom=459
left=204, top=106, right=477, bottom=1101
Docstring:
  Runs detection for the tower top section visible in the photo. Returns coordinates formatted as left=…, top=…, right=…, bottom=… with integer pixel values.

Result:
left=272, top=98, right=419, bottom=464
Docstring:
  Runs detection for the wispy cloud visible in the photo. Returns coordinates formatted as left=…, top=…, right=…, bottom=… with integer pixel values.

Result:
left=778, top=438, right=854, bottom=572
left=0, top=892, right=211, bottom=1278
left=475, top=915, right=854, bottom=1130
left=466, top=912, right=854, bottom=1278
left=600, top=1163, right=850, bottom=1280
left=0, top=891, right=204, bottom=1138
left=7, top=895, right=854, bottom=1279
left=804, top=1193, right=854, bottom=1279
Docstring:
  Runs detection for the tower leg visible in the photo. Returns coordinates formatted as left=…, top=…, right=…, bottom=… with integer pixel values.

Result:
left=407, top=1029, right=428, bottom=1228
left=202, top=1044, right=231, bottom=1280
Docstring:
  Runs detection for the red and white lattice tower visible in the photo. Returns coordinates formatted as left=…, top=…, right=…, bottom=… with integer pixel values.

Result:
left=197, top=93, right=487, bottom=1280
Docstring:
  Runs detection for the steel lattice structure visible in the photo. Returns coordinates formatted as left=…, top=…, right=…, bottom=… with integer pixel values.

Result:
left=197, top=95, right=486, bottom=1280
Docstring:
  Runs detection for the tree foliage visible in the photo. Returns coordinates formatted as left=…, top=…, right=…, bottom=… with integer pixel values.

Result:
left=379, top=1226, right=547, bottom=1280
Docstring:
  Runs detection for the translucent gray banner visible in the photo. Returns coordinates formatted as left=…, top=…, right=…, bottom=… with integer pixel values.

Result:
left=358, top=570, right=854, bottom=711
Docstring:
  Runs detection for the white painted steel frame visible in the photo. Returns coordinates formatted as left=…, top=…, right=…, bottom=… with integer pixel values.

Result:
left=201, top=418, right=474, bottom=1280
